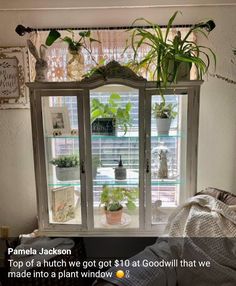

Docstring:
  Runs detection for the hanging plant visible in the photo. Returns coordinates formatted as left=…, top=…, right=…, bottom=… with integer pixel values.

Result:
left=45, top=30, right=100, bottom=80
left=45, top=29, right=99, bottom=54
left=126, top=11, right=216, bottom=92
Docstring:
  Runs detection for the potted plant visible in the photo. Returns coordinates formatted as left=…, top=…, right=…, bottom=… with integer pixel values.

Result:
left=91, top=93, right=132, bottom=135
left=50, top=154, right=80, bottom=181
left=100, top=186, right=138, bottom=225
left=127, top=11, right=216, bottom=91
left=45, top=30, right=99, bottom=80
left=152, top=98, right=177, bottom=134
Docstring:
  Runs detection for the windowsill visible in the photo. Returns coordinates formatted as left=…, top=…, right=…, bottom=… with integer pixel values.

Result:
left=47, top=205, right=173, bottom=236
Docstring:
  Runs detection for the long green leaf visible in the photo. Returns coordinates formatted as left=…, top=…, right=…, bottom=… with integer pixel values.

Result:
left=165, top=11, right=179, bottom=42
left=45, top=30, right=61, bottom=46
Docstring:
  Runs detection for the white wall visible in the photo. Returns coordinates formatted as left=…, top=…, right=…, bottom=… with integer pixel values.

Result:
left=0, top=1, right=236, bottom=236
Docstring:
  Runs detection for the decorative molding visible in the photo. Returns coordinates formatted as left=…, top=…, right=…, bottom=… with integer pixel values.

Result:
left=81, top=60, right=146, bottom=83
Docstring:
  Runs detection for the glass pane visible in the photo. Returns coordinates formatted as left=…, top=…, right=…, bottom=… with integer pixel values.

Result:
left=151, top=94, right=187, bottom=224
left=90, top=85, right=139, bottom=229
left=41, top=95, right=81, bottom=225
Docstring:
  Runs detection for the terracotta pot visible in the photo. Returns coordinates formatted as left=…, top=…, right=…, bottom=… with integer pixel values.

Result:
left=105, top=208, right=123, bottom=225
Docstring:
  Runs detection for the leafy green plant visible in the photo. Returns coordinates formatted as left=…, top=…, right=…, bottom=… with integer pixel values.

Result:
left=50, top=154, right=101, bottom=168
left=152, top=100, right=177, bottom=119
left=45, top=30, right=99, bottom=59
left=50, top=154, right=79, bottom=168
left=127, top=11, right=216, bottom=92
left=91, top=93, right=132, bottom=135
left=100, top=186, right=138, bottom=212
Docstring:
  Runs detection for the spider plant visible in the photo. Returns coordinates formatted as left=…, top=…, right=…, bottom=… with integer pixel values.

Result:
left=127, top=11, right=216, bottom=95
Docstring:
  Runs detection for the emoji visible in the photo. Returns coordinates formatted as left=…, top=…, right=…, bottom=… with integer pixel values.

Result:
left=116, top=270, right=125, bottom=278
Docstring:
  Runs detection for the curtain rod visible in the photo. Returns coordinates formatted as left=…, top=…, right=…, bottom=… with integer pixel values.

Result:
left=15, top=24, right=193, bottom=36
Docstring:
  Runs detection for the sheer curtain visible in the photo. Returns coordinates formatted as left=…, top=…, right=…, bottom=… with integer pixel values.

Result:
left=29, top=28, right=195, bottom=82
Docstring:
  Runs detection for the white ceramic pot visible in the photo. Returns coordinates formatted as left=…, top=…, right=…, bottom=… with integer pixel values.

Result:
left=156, top=118, right=172, bottom=135
left=56, top=166, right=80, bottom=181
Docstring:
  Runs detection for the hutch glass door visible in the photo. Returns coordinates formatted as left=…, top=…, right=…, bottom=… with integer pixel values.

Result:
left=145, top=89, right=188, bottom=228
left=88, top=85, right=143, bottom=230
left=40, top=91, right=86, bottom=230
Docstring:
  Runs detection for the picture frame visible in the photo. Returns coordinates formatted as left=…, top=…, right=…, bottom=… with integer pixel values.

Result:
left=0, top=47, right=30, bottom=109
left=46, top=107, right=71, bottom=136
left=51, top=186, right=75, bottom=222
left=92, top=118, right=116, bottom=136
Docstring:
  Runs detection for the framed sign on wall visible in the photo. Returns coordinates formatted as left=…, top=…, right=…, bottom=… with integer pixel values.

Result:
left=0, top=47, right=30, bottom=109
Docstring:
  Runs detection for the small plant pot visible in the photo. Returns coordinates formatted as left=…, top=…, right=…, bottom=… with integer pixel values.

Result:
left=156, top=118, right=172, bottom=134
left=105, top=208, right=123, bottom=225
left=92, top=118, right=116, bottom=136
left=56, top=166, right=80, bottom=181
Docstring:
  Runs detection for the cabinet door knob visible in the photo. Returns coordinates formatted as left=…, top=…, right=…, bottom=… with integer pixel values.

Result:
left=146, top=159, right=150, bottom=173
left=80, top=160, right=85, bottom=174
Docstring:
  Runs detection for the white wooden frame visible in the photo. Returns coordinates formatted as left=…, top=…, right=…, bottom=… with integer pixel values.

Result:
left=27, top=61, right=202, bottom=236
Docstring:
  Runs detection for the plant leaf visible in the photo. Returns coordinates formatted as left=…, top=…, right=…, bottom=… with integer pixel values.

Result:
left=79, top=31, right=91, bottom=38
left=45, top=30, right=61, bottom=46
left=110, top=93, right=121, bottom=100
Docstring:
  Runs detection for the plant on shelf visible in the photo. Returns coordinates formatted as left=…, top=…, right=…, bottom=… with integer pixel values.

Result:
left=45, top=30, right=100, bottom=80
left=100, top=186, right=138, bottom=225
left=91, top=93, right=132, bottom=135
left=50, top=154, right=80, bottom=181
left=127, top=11, right=216, bottom=91
left=152, top=98, right=178, bottom=134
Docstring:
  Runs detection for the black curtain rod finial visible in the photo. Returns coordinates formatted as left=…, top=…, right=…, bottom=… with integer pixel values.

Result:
left=15, top=24, right=34, bottom=36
